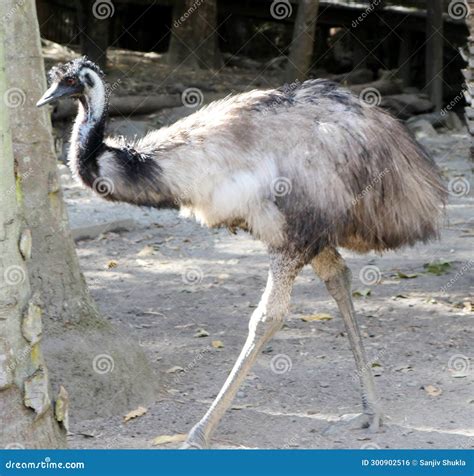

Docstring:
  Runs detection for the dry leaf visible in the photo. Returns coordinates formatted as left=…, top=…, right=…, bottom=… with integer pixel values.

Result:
left=166, top=366, right=185, bottom=374
left=424, top=385, right=442, bottom=397
left=211, top=340, right=224, bottom=348
left=152, top=434, right=187, bottom=446
left=106, top=260, right=118, bottom=269
left=301, top=313, right=332, bottom=322
left=124, top=406, right=147, bottom=422
left=194, top=329, right=209, bottom=338
left=396, top=272, right=418, bottom=279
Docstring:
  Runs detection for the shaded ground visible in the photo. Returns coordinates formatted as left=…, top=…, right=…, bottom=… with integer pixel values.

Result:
left=62, top=128, right=473, bottom=449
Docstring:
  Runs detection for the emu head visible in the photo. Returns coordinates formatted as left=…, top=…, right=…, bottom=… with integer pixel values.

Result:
left=37, top=57, right=105, bottom=107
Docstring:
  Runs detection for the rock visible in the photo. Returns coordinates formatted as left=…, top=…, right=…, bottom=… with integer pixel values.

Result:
left=381, top=94, right=434, bottom=119
left=406, top=119, right=438, bottom=139
left=443, top=111, right=464, bottom=131
left=71, top=219, right=136, bottom=242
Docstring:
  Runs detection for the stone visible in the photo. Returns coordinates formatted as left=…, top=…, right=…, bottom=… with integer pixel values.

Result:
left=406, top=119, right=438, bottom=139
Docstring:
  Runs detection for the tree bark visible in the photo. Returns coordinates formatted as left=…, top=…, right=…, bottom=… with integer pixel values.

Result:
left=285, top=0, right=320, bottom=82
left=168, top=0, right=222, bottom=69
left=425, top=0, right=444, bottom=111
left=0, top=25, right=66, bottom=449
left=3, top=0, right=156, bottom=421
left=76, top=0, right=110, bottom=69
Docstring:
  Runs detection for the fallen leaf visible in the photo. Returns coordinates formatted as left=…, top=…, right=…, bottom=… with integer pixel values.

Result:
left=106, top=260, right=118, bottom=269
left=423, top=261, right=451, bottom=276
left=194, top=329, right=209, bottom=338
left=124, top=406, right=147, bottom=422
left=396, top=272, right=418, bottom=279
left=211, top=340, right=224, bottom=348
left=352, top=288, right=371, bottom=297
left=301, top=313, right=332, bottom=322
left=393, top=294, right=408, bottom=299
left=152, top=434, right=187, bottom=446
left=166, top=366, right=185, bottom=374
left=423, top=385, right=442, bottom=397
left=394, top=365, right=413, bottom=373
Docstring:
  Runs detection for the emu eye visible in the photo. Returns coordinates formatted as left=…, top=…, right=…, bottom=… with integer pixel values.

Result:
left=66, top=78, right=76, bottom=86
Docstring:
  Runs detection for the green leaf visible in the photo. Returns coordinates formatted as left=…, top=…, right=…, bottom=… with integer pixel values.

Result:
left=423, top=261, right=451, bottom=276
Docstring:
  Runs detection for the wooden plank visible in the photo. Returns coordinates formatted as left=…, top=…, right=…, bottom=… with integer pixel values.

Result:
left=426, top=0, right=444, bottom=111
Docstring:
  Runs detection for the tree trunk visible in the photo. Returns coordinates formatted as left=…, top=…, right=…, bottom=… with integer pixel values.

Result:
left=0, top=26, right=66, bottom=449
left=3, top=0, right=156, bottom=421
left=168, top=0, right=222, bottom=69
left=425, top=0, right=444, bottom=111
left=76, top=0, right=110, bottom=69
left=285, top=0, right=320, bottom=82
left=464, top=2, right=474, bottom=159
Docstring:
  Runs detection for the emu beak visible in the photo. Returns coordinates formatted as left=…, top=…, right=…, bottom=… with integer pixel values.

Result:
left=36, top=83, right=74, bottom=107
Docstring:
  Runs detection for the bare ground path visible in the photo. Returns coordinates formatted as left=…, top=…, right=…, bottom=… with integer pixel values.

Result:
left=64, top=131, right=472, bottom=449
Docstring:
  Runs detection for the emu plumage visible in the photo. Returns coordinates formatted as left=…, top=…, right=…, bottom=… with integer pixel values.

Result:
left=38, top=57, right=446, bottom=448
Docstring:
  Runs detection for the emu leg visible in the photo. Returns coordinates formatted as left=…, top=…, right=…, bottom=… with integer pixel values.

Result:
left=183, top=252, right=303, bottom=449
left=312, top=248, right=381, bottom=431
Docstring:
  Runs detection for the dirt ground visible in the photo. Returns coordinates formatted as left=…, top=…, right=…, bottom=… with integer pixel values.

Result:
left=59, top=129, right=474, bottom=450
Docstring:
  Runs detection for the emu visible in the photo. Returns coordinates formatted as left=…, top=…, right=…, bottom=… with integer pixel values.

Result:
left=37, top=57, right=446, bottom=449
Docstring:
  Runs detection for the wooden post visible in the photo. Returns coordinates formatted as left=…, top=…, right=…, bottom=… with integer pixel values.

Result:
left=464, top=1, right=474, bottom=159
left=398, top=29, right=411, bottom=87
left=285, top=0, right=320, bottom=82
left=425, top=0, right=444, bottom=111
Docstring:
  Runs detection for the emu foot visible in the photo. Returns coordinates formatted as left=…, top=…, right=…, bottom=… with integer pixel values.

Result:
left=181, top=425, right=209, bottom=449
left=323, top=412, right=383, bottom=436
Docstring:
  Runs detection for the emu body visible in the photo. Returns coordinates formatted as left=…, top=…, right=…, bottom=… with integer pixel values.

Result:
left=38, top=58, right=446, bottom=448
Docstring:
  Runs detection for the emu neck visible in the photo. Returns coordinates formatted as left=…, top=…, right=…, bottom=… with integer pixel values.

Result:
left=69, top=81, right=108, bottom=187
